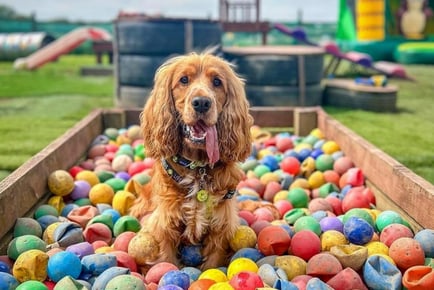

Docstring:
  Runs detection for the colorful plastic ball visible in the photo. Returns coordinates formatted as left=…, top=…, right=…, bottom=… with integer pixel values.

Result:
left=294, top=216, right=321, bottom=236
left=275, top=255, right=307, bottom=281
left=276, top=136, right=293, bottom=152
left=283, top=208, right=307, bottom=225
left=113, top=216, right=141, bottom=237
left=291, top=230, right=321, bottom=261
left=229, top=226, right=257, bottom=251
left=343, top=208, right=375, bottom=227
left=375, top=210, right=404, bottom=232
left=105, top=177, right=127, bottom=192
left=333, top=156, right=354, bottom=175
left=326, top=267, right=367, bottom=290
left=89, top=183, right=115, bottom=205
left=7, top=235, right=47, bottom=260
left=12, top=249, right=49, bottom=283
left=75, top=170, right=100, bottom=187
left=253, top=164, right=271, bottom=178
left=13, top=217, right=43, bottom=238
left=315, top=154, right=334, bottom=172
left=128, top=233, right=160, bottom=266
left=159, top=270, right=190, bottom=290
left=34, top=204, right=59, bottom=219
left=320, top=230, right=348, bottom=251
left=231, top=248, right=264, bottom=263
left=227, top=258, right=258, bottom=280
left=363, top=255, right=402, bottom=290
left=389, top=237, right=425, bottom=271
left=261, top=155, right=280, bottom=171
left=47, top=251, right=82, bottom=282
left=257, top=225, right=291, bottom=256
left=189, top=279, right=216, bottom=290
left=199, top=269, right=228, bottom=283
left=274, top=200, right=293, bottom=217
left=81, top=253, right=117, bottom=276
left=308, top=171, right=326, bottom=189
left=286, top=188, right=309, bottom=208
left=365, top=241, right=389, bottom=257
left=180, top=245, right=203, bottom=267
left=102, top=208, right=122, bottom=224
left=320, top=216, right=343, bottom=232
left=380, top=223, right=414, bottom=247
left=414, top=229, right=434, bottom=258
left=15, top=280, right=48, bottom=290
left=208, top=282, right=234, bottom=290
left=341, top=187, right=371, bottom=213
left=280, top=156, right=300, bottom=175
left=343, top=217, right=374, bottom=245
left=47, top=170, right=75, bottom=196
left=229, top=271, right=264, bottom=290
left=92, top=267, right=130, bottom=290
left=306, top=252, right=343, bottom=278
left=0, top=272, right=19, bottom=289
left=330, top=244, right=368, bottom=271
left=402, top=265, right=434, bottom=290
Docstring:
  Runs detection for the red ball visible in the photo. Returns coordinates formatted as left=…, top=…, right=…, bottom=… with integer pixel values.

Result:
left=229, top=271, right=264, bottom=290
left=341, top=187, right=371, bottom=213
left=361, top=187, right=376, bottom=205
left=105, top=144, right=119, bottom=153
left=263, top=181, right=282, bottom=202
left=112, top=231, right=136, bottom=252
left=324, top=196, right=343, bottom=216
left=69, top=166, right=84, bottom=178
left=238, top=210, right=256, bottom=226
left=380, top=224, right=414, bottom=247
left=290, top=230, right=321, bottom=261
left=128, top=161, right=148, bottom=176
left=276, top=136, right=294, bottom=152
left=280, top=156, right=300, bottom=175
left=274, top=200, right=293, bottom=218
left=142, top=157, right=156, bottom=169
left=257, top=225, right=291, bottom=256
left=254, top=207, right=274, bottom=222
left=333, top=156, right=354, bottom=175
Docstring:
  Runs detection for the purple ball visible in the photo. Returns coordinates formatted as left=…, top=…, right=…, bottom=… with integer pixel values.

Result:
left=115, top=171, right=131, bottom=181
left=66, top=241, right=94, bottom=259
left=320, top=217, right=344, bottom=233
left=70, top=180, right=91, bottom=200
left=159, top=270, right=190, bottom=290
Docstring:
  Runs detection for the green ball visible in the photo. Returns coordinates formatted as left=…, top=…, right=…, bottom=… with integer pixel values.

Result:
left=318, top=182, right=339, bottom=198
left=74, top=198, right=92, bottom=206
left=106, top=274, right=146, bottom=290
left=253, top=164, right=271, bottom=178
left=375, top=210, right=404, bottom=232
left=134, top=144, right=146, bottom=159
left=315, top=154, right=335, bottom=172
left=105, top=177, right=127, bottom=192
left=113, top=216, right=141, bottom=237
left=283, top=208, right=307, bottom=225
left=14, top=218, right=43, bottom=238
left=343, top=208, right=375, bottom=227
left=34, top=204, right=59, bottom=219
left=7, top=235, right=47, bottom=260
left=88, top=214, right=114, bottom=230
left=294, top=216, right=321, bottom=236
left=97, top=171, right=115, bottom=183
left=132, top=173, right=151, bottom=185
left=16, top=280, right=48, bottom=290
left=287, top=188, right=309, bottom=208
left=104, top=128, right=119, bottom=140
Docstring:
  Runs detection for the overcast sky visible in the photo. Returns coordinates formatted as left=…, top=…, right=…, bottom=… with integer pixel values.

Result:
left=2, top=0, right=338, bottom=22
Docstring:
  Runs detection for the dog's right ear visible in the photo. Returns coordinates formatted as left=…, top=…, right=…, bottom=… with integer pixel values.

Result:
left=140, top=58, right=182, bottom=159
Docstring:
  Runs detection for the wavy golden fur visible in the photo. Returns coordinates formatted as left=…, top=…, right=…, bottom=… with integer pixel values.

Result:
left=129, top=52, right=253, bottom=269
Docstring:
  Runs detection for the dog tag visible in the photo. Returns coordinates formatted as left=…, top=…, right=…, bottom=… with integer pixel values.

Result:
left=196, top=189, right=209, bottom=202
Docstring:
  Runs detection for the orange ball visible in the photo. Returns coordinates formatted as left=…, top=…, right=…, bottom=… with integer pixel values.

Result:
left=189, top=279, right=216, bottom=290
left=389, top=237, right=425, bottom=271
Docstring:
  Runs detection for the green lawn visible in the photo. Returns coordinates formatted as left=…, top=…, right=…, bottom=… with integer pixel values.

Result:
left=0, top=55, right=433, bottom=184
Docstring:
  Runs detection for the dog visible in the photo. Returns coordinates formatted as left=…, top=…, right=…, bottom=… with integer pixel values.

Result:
left=129, top=52, right=253, bottom=270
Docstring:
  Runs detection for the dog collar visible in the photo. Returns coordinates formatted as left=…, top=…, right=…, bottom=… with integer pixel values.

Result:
left=161, top=157, right=236, bottom=200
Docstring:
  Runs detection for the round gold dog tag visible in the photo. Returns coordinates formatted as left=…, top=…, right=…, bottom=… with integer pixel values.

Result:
left=196, top=189, right=209, bottom=202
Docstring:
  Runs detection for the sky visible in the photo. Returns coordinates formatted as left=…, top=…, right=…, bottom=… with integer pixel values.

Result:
left=1, top=0, right=339, bottom=23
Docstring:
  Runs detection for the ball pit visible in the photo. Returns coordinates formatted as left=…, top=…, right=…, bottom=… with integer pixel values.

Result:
left=1, top=124, right=433, bottom=290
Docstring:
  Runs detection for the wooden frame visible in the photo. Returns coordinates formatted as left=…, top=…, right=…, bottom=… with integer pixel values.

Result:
left=0, top=107, right=432, bottom=253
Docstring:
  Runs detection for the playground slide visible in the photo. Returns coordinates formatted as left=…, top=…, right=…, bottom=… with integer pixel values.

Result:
left=13, top=27, right=111, bottom=70
left=273, top=23, right=411, bottom=80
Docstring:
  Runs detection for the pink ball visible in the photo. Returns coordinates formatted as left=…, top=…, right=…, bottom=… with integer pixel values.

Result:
left=238, top=210, right=256, bottom=226
left=280, top=156, right=300, bottom=175
left=380, top=223, right=414, bottom=247
left=263, top=181, right=282, bottom=202
left=251, top=220, right=271, bottom=236
left=229, top=271, right=264, bottom=290
left=254, top=207, right=274, bottom=222
left=128, top=161, right=148, bottom=176
left=112, top=231, right=137, bottom=252
left=333, top=156, right=354, bottom=175
left=145, top=262, right=179, bottom=284
left=276, top=136, right=294, bottom=152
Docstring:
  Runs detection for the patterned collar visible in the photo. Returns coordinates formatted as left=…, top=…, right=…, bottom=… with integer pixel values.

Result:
left=161, top=156, right=236, bottom=200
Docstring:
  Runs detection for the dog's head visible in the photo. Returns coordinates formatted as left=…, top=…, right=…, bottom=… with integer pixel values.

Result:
left=140, top=52, right=253, bottom=165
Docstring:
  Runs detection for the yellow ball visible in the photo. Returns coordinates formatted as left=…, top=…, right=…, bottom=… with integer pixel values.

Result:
left=199, top=269, right=228, bottom=283
left=322, top=140, right=340, bottom=154
left=47, top=196, right=65, bottom=214
left=89, top=183, right=114, bottom=205
left=13, top=249, right=49, bottom=283
left=289, top=178, right=310, bottom=190
left=128, top=232, right=159, bottom=266
left=229, top=226, right=257, bottom=251
left=273, top=190, right=289, bottom=203
left=127, top=125, right=142, bottom=141
left=47, top=170, right=74, bottom=196
left=43, top=222, right=61, bottom=245
left=365, top=241, right=389, bottom=256
left=308, top=171, right=326, bottom=189
left=95, top=246, right=115, bottom=254
left=294, top=143, right=312, bottom=153
left=260, top=172, right=280, bottom=184
left=275, top=255, right=307, bottom=280
left=310, top=128, right=325, bottom=139
left=209, top=282, right=234, bottom=290
left=75, top=170, right=100, bottom=187
left=257, top=148, right=274, bottom=160
left=320, top=230, right=348, bottom=251
left=112, top=190, right=136, bottom=216
left=227, top=257, right=258, bottom=279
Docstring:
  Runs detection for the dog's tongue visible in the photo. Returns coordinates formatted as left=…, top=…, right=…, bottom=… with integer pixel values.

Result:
left=197, top=122, right=219, bottom=164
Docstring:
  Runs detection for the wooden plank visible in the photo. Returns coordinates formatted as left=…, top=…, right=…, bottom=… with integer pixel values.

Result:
left=250, top=106, right=295, bottom=127
left=0, top=109, right=105, bottom=239
left=316, top=108, right=434, bottom=229
left=294, top=107, right=319, bottom=136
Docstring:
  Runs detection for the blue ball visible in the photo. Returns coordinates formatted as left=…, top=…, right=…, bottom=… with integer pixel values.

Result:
left=102, top=209, right=121, bottom=224
left=414, top=229, right=434, bottom=257
left=343, top=217, right=374, bottom=245
left=297, top=148, right=312, bottom=162
left=0, top=272, right=19, bottom=289
left=36, top=215, right=59, bottom=231
left=180, top=245, right=203, bottom=267
left=180, top=267, right=202, bottom=281
left=159, top=270, right=190, bottom=290
left=47, top=251, right=82, bottom=282
left=0, top=261, right=10, bottom=273
left=310, top=149, right=324, bottom=159
left=60, top=203, right=79, bottom=217
left=231, top=248, right=264, bottom=262
left=261, top=155, right=280, bottom=171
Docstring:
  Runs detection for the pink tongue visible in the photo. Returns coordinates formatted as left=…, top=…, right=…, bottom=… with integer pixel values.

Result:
left=205, top=125, right=219, bottom=164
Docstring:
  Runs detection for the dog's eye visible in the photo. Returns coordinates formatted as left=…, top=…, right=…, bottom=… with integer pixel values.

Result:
left=180, top=76, right=189, bottom=84
left=213, top=77, right=222, bottom=87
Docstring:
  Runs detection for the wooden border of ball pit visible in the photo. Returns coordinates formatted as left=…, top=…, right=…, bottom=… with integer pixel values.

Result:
left=0, top=106, right=433, bottom=254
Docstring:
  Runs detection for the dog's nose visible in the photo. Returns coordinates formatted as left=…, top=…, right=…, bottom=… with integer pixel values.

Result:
left=192, top=97, right=211, bottom=113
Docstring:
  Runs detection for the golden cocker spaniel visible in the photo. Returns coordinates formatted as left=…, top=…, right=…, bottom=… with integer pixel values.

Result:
left=129, top=52, right=253, bottom=269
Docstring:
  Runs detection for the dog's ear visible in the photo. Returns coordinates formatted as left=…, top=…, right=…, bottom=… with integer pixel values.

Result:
left=218, top=62, right=253, bottom=163
left=140, top=59, right=182, bottom=158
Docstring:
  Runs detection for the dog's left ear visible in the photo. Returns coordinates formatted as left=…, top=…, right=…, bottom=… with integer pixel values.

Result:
left=218, top=64, right=253, bottom=163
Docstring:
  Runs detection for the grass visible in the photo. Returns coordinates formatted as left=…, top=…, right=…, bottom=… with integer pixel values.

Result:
left=0, top=55, right=433, bottom=184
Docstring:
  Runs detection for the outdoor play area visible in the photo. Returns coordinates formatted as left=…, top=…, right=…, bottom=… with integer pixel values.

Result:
left=0, top=0, right=433, bottom=289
